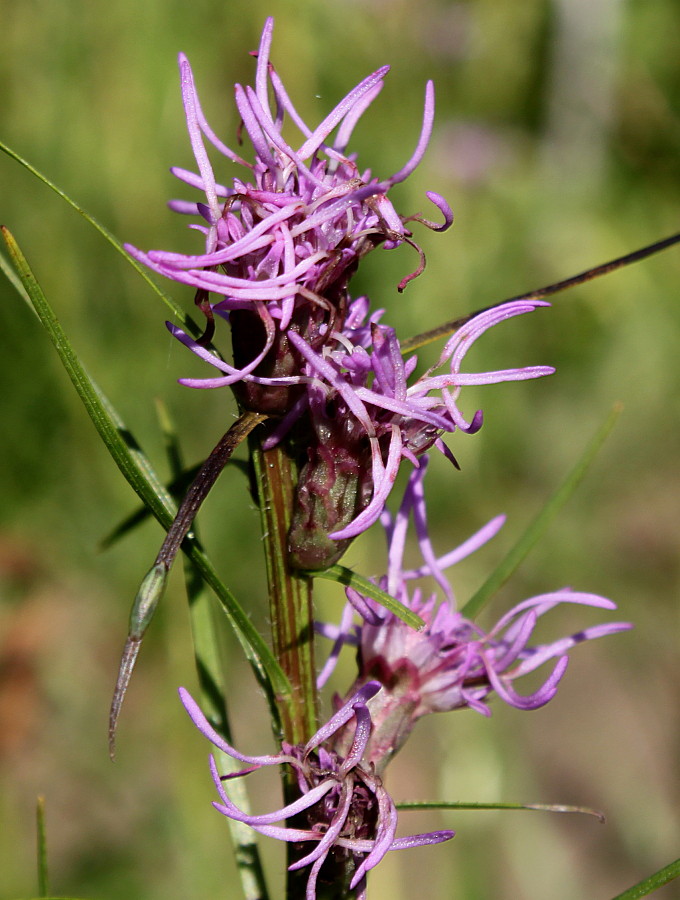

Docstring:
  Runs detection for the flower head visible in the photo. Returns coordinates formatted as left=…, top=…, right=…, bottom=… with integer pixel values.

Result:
left=319, top=462, right=632, bottom=769
left=126, top=17, right=451, bottom=415
left=180, top=683, right=453, bottom=900
left=286, top=296, right=554, bottom=567
left=125, top=18, right=555, bottom=567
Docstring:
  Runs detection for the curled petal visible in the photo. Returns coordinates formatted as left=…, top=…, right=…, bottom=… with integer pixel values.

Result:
left=484, top=654, right=570, bottom=710
left=384, top=80, right=435, bottom=187
left=415, top=191, right=454, bottom=232
left=305, top=681, right=382, bottom=754
left=179, top=687, right=288, bottom=767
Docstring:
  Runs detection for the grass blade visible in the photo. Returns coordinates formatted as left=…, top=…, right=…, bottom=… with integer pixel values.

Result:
left=0, top=139, right=201, bottom=337
left=397, top=799, right=604, bottom=822
left=156, top=402, right=271, bottom=900
left=1, top=227, right=290, bottom=709
left=100, top=459, right=250, bottom=549
left=610, top=858, right=680, bottom=899
left=36, top=796, right=48, bottom=897
left=461, top=404, right=622, bottom=620
left=312, top=564, right=425, bottom=630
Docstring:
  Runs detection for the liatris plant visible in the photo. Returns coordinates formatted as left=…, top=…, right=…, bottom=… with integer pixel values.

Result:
left=112, top=19, right=640, bottom=895
left=3, top=13, right=680, bottom=900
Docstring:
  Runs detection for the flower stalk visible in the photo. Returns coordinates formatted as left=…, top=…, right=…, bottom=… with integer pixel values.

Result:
left=250, top=432, right=318, bottom=747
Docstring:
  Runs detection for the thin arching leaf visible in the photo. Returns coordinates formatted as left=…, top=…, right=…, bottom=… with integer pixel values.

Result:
left=0, top=138, right=201, bottom=337
left=99, top=458, right=251, bottom=549
left=397, top=800, right=604, bottom=823
left=156, top=402, right=271, bottom=900
left=1, top=227, right=290, bottom=716
left=610, top=857, right=680, bottom=899
left=312, top=564, right=425, bottom=630
left=401, top=232, right=680, bottom=353
left=108, top=410, right=269, bottom=758
left=461, top=404, right=622, bottom=620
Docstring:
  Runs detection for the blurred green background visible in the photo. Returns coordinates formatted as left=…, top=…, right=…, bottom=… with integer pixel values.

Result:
left=1, top=0, right=679, bottom=898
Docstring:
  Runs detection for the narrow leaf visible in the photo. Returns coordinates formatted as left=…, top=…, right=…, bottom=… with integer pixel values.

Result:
left=36, top=796, right=48, bottom=897
left=100, top=458, right=250, bottom=549
left=461, top=404, right=622, bottom=620
left=109, top=412, right=268, bottom=757
left=401, top=232, right=680, bottom=352
left=1, top=228, right=290, bottom=727
left=157, top=404, right=270, bottom=900
left=610, top=858, right=680, bottom=899
left=108, top=562, right=168, bottom=759
left=0, top=139, right=201, bottom=337
left=397, top=800, right=604, bottom=823
left=312, top=565, right=425, bottom=630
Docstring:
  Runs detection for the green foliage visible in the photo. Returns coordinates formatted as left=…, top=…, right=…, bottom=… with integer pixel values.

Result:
left=610, top=858, right=680, bottom=899
left=312, top=565, right=425, bottom=630
left=461, top=404, right=622, bottom=619
left=35, top=797, right=48, bottom=898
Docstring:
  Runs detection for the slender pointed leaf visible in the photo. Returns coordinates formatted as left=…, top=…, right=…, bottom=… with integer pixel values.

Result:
left=397, top=800, right=604, bottom=822
left=312, top=564, right=425, bottom=630
left=109, top=414, right=267, bottom=756
left=401, top=232, right=680, bottom=353
left=157, top=403, right=270, bottom=900
left=100, top=459, right=251, bottom=549
left=0, top=139, right=201, bottom=337
left=36, top=796, right=48, bottom=897
left=610, top=858, right=680, bottom=899
left=1, top=227, right=290, bottom=708
left=461, top=404, right=622, bottom=620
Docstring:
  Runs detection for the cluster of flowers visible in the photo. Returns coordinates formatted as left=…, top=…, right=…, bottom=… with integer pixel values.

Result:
left=130, top=20, right=631, bottom=898
left=126, top=17, right=553, bottom=569
left=180, top=463, right=630, bottom=898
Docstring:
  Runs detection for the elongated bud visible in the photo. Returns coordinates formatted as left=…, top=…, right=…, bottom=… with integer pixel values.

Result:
left=109, top=563, right=168, bottom=759
left=129, top=562, right=168, bottom=637
left=288, top=440, right=372, bottom=570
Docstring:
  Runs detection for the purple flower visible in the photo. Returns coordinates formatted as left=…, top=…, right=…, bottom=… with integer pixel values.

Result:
left=179, top=683, right=454, bottom=900
left=319, top=462, right=632, bottom=769
left=286, top=295, right=554, bottom=567
left=124, top=17, right=554, bottom=568
left=126, top=17, right=451, bottom=415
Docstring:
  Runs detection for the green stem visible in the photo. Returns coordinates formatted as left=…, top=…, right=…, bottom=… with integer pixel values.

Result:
left=250, top=433, right=319, bottom=900
left=250, top=435, right=318, bottom=745
left=36, top=795, right=48, bottom=897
